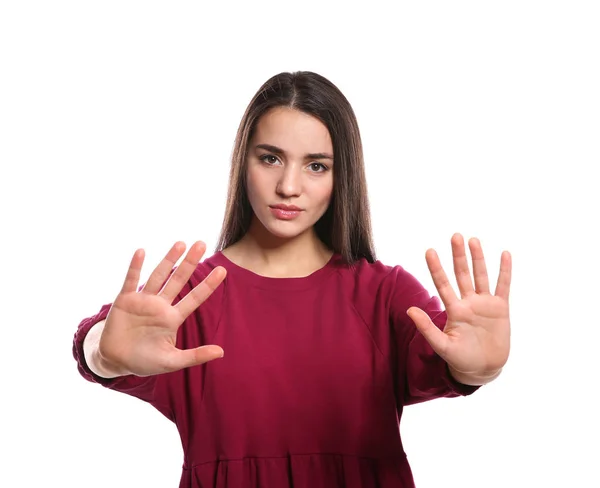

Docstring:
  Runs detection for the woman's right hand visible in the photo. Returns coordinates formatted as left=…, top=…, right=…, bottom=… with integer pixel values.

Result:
left=96, top=241, right=226, bottom=377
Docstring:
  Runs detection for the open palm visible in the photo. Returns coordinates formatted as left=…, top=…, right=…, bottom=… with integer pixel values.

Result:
left=98, top=241, right=227, bottom=377
left=407, top=233, right=512, bottom=382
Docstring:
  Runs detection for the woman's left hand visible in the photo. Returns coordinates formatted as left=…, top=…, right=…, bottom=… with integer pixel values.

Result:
left=407, top=233, right=512, bottom=385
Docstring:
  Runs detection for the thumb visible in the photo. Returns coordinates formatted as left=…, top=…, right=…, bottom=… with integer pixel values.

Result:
left=406, top=307, right=449, bottom=359
left=170, top=345, right=225, bottom=371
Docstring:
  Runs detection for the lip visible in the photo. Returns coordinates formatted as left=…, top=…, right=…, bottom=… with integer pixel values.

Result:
left=270, top=204, right=303, bottom=211
left=269, top=206, right=303, bottom=220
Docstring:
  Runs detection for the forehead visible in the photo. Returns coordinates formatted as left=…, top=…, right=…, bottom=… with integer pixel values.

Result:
left=252, top=107, right=333, bottom=152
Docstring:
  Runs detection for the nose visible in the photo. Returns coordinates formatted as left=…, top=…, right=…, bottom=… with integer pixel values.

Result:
left=276, top=165, right=301, bottom=198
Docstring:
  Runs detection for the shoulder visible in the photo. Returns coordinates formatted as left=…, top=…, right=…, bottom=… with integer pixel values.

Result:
left=334, top=255, right=434, bottom=314
left=190, top=251, right=225, bottom=282
left=335, top=255, right=411, bottom=295
left=170, top=251, right=227, bottom=307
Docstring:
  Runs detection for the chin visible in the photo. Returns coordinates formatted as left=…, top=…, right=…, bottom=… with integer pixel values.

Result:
left=252, top=212, right=314, bottom=240
left=264, top=222, right=311, bottom=240
left=249, top=205, right=329, bottom=241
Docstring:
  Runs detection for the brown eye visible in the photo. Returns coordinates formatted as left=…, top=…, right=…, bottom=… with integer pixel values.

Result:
left=260, top=155, right=279, bottom=165
left=309, top=163, right=328, bottom=173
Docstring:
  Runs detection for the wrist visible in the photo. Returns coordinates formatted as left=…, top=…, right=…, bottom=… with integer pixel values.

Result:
left=92, top=347, right=128, bottom=378
left=83, top=320, right=128, bottom=379
left=448, top=365, right=502, bottom=386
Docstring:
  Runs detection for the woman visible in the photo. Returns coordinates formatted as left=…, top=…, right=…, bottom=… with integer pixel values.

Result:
left=73, top=71, right=512, bottom=487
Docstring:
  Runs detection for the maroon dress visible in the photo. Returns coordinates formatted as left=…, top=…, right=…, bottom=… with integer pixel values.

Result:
left=73, top=251, right=478, bottom=487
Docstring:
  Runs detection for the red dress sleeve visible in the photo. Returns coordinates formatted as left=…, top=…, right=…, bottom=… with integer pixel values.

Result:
left=389, top=266, right=480, bottom=406
left=71, top=302, right=166, bottom=402
left=72, top=263, right=224, bottom=422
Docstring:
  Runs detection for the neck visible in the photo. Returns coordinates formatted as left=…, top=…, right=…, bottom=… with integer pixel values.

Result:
left=222, top=221, right=333, bottom=278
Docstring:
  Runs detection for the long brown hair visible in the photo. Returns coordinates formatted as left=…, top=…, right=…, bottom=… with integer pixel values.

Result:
left=215, top=71, right=376, bottom=264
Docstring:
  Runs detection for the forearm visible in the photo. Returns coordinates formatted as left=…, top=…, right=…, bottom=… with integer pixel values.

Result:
left=83, top=319, right=126, bottom=379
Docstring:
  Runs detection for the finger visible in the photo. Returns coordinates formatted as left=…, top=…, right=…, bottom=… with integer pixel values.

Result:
left=160, top=241, right=207, bottom=302
left=468, top=237, right=490, bottom=294
left=494, top=251, right=512, bottom=300
left=175, top=266, right=228, bottom=319
left=166, top=345, right=224, bottom=372
left=425, top=248, right=459, bottom=306
left=452, top=233, right=475, bottom=297
left=407, top=307, right=450, bottom=360
left=141, top=242, right=187, bottom=295
left=121, top=249, right=145, bottom=294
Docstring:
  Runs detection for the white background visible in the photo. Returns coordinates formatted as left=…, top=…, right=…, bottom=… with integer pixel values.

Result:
left=1, top=1, right=599, bottom=487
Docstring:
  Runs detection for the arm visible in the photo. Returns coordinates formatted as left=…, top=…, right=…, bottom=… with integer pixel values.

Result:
left=391, top=276, right=480, bottom=406
left=83, top=319, right=126, bottom=378
left=398, top=233, right=512, bottom=400
left=72, top=303, right=157, bottom=400
left=72, top=241, right=226, bottom=408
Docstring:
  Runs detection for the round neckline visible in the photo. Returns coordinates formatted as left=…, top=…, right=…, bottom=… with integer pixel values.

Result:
left=210, top=251, right=342, bottom=291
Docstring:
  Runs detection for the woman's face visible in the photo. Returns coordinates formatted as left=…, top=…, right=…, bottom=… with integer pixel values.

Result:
left=245, top=107, right=334, bottom=241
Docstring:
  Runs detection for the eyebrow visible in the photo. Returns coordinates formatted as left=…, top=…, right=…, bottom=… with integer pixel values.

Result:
left=255, top=143, right=334, bottom=161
